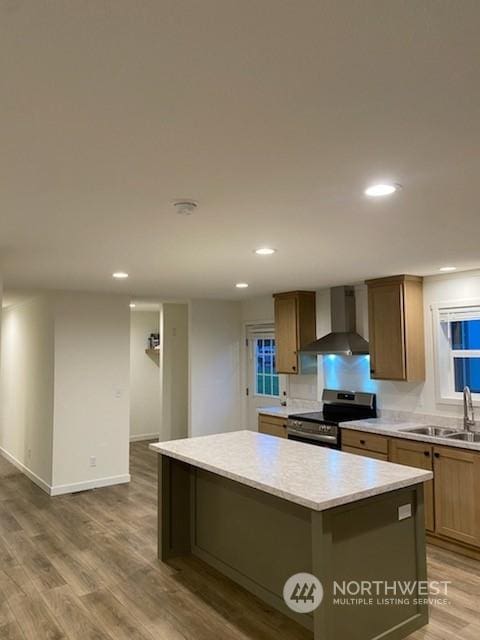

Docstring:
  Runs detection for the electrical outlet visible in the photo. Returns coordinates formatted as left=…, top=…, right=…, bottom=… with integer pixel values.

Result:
left=89, top=456, right=97, bottom=468
left=27, top=448, right=32, bottom=459
left=398, top=504, right=412, bottom=521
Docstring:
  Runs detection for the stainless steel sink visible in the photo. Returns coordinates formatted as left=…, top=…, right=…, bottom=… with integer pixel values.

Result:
left=400, top=425, right=459, bottom=437
left=446, top=432, right=480, bottom=443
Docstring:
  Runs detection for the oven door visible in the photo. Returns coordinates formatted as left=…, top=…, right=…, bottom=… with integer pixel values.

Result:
left=286, top=428, right=339, bottom=449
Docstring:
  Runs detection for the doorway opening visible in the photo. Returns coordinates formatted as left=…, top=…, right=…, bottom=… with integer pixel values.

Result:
left=129, top=302, right=188, bottom=443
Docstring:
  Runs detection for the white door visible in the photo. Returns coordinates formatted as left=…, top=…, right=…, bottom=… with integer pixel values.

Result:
left=246, top=327, right=286, bottom=429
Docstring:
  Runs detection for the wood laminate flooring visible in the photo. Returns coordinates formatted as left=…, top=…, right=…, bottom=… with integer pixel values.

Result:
left=0, top=441, right=479, bottom=639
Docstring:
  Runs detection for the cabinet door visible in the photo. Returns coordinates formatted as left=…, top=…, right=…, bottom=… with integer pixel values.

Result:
left=342, top=445, right=388, bottom=461
left=274, top=296, right=298, bottom=374
left=258, top=416, right=287, bottom=439
left=368, top=283, right=406, bottom=380
left=433, top=446, right=480, bottom=547
left=390, top=439, right=434, bottom=532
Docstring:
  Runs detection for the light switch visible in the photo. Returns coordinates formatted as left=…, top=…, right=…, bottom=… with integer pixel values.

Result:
left=398, top=504, right=412, bottom=521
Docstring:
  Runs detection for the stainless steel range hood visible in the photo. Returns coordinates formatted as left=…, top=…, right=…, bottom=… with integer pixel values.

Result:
left=301, top=286, right=369, bottom=356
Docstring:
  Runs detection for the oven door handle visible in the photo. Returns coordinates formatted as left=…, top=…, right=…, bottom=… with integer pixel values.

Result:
left=286, top=428, right=338, bottom=445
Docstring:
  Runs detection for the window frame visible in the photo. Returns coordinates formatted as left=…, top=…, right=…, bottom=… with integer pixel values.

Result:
left=432, top=299, right=480, bottom=405
left=252, top=334, right=280, bottom=399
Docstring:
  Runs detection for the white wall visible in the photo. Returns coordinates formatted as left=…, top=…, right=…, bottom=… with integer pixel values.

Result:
left=130, top=310, right=161, bottom=440
left=0, top=295, right=55, bottom=490
left=241, top=270, right=480, bottom=420
left=241, top=295, right=274, bottom=324
left=189, top=300, right=242, bottom=436
left=161, top=303, right=188, bottom=441
left=240, top=293, right=322, bottom=405
left=320, top=284, right=425, bottom=412
left=51, top=292, right=130, bottom=493
left=320, top=274, right=480, bottom=418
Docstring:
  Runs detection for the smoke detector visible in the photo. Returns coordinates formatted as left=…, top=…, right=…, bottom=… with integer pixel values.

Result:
left=172, top=200, right=198, bottom=216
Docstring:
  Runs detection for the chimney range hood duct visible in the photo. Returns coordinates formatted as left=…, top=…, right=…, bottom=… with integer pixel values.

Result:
left=302, top=286, right=369, bottom=356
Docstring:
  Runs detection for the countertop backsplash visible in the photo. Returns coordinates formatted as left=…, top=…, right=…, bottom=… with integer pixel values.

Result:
left=274, top=399, right=480, bottom=432
left=377, top=408, right=480, bottom=432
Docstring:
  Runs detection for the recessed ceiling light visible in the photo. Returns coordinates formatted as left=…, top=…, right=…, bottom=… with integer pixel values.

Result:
left=439, top=266, right=457, bottom=272
left=235, top=283, right=249, bottom=289
left=365, top=183, right=401, bottom=197
left=255, top=247, right=276, bottom=255
left=129, top=303, right=136, bottom=308
left=112, top=272, right=129, bottom=279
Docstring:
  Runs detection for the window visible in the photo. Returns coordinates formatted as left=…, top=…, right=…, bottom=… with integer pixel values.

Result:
left=254, top=338, right=280, bottom=397
left=434, top=303, right=480, bottom=401
left=450, top=318, right=480, bottom=392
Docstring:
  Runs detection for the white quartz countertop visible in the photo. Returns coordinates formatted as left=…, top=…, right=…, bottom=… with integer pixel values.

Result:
left=257, top=406, right=291, bottom=418
left=150, top=430, right=432, bottom=512
left=257, top=405, right=322, bottom=418
left=342, top=418, right=480, bottom=451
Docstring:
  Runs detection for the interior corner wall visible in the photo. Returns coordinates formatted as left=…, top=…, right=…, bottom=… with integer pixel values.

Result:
left=0, top=295, right=55, bottom=490
left=189, top=299, right=242, bottom=437
left=51, top=292, right=130, bottom=494
left=130, top=309, right=161, bottom=441
left=161, top=303, right=188, bottom=441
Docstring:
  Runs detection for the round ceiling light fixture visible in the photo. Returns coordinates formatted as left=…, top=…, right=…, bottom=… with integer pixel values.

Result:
left=235, top=282, right=249, bottom=289
left=112, top=271, right=129, bottom=279
left=364, top=183, right=401, bottom=197
left=129, top=303, right=136, bottom=308
left=172, top=200, right=198, bottom=216
left=255, top=247, right=276, bottom=255
left=439, top=266, right=457, bottom=272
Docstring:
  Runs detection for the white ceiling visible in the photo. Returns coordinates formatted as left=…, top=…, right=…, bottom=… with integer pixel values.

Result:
left=1, top=1, right=480, bottom=299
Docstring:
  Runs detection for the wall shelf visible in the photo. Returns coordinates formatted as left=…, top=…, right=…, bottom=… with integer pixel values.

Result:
left=145, top=348, right=160, bottom=364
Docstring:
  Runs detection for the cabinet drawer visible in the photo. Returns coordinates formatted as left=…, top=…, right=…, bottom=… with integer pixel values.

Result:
left=342, top=445, right=388, bottom=461
left=341, top=429, right=389, bottom=455
left=258, top=414, right=288, bottom=439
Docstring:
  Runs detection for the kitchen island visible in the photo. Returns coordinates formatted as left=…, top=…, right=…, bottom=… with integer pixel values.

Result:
left=150, top=431, right=432, bottom=640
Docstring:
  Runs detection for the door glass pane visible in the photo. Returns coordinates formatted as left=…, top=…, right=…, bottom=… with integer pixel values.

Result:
left=264, top=376, right=272, bottom=395
left=272, top=376, right=279, bottom=396
left=254, top=337, right=280, bottom=397
left=257, top=374, right=264, bottom=395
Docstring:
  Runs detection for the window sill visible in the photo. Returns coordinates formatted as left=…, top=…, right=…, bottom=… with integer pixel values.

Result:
left=437, top=394, right=480, bottom=407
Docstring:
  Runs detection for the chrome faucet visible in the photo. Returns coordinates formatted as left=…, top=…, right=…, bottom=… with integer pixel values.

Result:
left=463, top=386, right=475, bottom=431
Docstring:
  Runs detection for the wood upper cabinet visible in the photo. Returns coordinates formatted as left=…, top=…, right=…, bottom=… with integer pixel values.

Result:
left=390, top=439, right=435, bottom=532
left=433, top=446, right=480, bottom=547
left=273, top=291, right=316, bottom=374
left=365, top=275, right=425, bottom=381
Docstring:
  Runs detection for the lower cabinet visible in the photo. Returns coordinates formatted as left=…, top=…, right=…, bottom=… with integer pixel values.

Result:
left=265, top=420, right=480, bottom=554
left=389, top=439, right=435, bottom=533
left=342, top=431, right=480, bottom=552
left=342, top=445, right=388, bottom=461
left=341, top=429, right=389, bottom=462
left=433, top=446, right=480, bottom=547
left=258, top=415, right=288, bottom=439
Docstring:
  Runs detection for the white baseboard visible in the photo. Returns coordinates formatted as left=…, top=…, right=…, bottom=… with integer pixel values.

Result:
left=0, top=446, right=51, bottom=494
left=0, top=446, right=131, bottom=497
left=50, top=474, right=131, bottom=496
left=129, top=433, right=159, bottom=442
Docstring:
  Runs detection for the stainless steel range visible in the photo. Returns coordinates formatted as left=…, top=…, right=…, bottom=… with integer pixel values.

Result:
left=287, top=389, right=377, bottom=448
